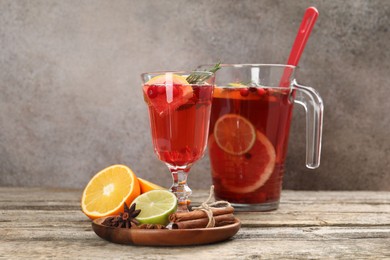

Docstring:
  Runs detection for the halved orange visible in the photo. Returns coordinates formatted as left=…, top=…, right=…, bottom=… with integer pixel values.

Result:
left=214, top=114, right=256, bottom=155
left=81, top=164, right=140, bottom=220
left=138, top=177, right=165, bottom=193
left=209, top=130, right=276, bottom=193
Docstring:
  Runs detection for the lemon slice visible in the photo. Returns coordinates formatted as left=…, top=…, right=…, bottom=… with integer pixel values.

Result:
left=228, top=82, right=247, bottom=88
left=133, top=190, right=177, bottom=225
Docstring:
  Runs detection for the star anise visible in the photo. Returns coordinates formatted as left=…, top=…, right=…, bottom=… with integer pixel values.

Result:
left=102, top=202, right=141, bottom=229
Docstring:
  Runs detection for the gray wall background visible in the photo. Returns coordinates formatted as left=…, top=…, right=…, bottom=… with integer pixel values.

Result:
left=1, top=0, right=389, bottom=190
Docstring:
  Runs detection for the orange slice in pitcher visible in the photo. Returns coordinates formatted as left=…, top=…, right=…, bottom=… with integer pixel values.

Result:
left=213, top=86, right=261, bottom=100
left=209, top=131, right=276, bottom=193
left=214, top=114, right=256, bottom=155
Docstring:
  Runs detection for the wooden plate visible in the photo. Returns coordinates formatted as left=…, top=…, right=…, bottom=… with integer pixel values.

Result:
left=92, top=217, right=241, bottom=246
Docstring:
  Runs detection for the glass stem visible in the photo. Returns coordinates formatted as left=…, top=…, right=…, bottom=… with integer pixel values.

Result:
left=170, top=170, right=192, bottom=212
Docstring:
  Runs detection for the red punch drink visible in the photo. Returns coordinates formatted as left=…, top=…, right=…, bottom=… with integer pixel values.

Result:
left=208, top=86, right=292, bottom=208
left=142, top=71, right=215, bottom=212
left=144, top=82, right=213, bottom=167
left=202, top=64, right=323, bottom=211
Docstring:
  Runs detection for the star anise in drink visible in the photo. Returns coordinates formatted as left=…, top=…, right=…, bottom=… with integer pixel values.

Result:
left=102, top=202, right=141, bottom=229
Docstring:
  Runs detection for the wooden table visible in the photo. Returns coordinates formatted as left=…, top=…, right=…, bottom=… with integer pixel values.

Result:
left=0, top=188, right=389, bottom=259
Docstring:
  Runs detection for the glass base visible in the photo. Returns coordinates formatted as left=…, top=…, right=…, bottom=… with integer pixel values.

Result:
left=230, top=200, right=279, bottom=212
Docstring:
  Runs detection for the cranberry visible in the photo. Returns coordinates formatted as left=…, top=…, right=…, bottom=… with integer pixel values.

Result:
left=249, top=87, right=257, bottom=93
left=147, top=85, right=158, bottom=99
left=244, top=153, right=252, bottom=159
left=157, top=86, right=166, bottom=95
left=265, top=89, right=271, bottom=95
left=257, top=88, right=266, bottom=96
left=240, top=88, right=249, bottom=97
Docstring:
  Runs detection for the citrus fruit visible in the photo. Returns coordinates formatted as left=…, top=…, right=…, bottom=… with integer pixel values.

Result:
left=209, top=130, right=276, bottom=193
left=228, top=82, right=247, bottom=88
left=146, top=74, right=189, bottom=85
left=214, top=114, right=256, bottom=155
left=133, top=190, right=177, bottom=225
left=143, top=74, right=193, bottom=115
left=138, top=177, right=165, bottom=193
left=213, top=86, right=260, bottom=100
left=81, top=164, right=140, bottom=220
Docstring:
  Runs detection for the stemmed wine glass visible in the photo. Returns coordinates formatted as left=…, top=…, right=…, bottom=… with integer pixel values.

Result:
left=141, top=70, right=215, bottom=211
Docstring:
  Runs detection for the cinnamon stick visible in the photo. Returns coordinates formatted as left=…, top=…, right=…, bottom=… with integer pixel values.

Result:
left=171, top=213, right=235, bottom=229
left=169, top=206, right=234, bottom=223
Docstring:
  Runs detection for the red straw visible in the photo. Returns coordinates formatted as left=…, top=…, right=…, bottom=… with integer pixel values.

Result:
left=280, top=7, right=319, bottom=86
left=287, top=7, right=319, bottom=66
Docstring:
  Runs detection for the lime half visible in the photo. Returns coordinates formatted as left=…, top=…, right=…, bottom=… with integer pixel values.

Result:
left=133, top=190, right=177, bottom=225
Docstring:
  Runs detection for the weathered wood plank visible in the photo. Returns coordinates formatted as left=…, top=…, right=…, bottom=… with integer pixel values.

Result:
left=1, top=189, right=389, bottom=227
left=1, top=210, right=389, bottom=228
left=1, top=189, right=389, bottom=210
left=0, top=237, right=389, bottom=259
left=0, top=187, right=81, bottom=201
left=0, top=188, right=389, bottom=259
left=2, top=225, right=389, bottom=241
left=1, top=188, right=389, bottom=202
left=236, top=211, right=390, bottom=227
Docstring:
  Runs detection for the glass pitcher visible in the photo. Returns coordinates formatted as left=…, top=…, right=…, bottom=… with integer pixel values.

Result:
left=200, top=64, right=323, bottom=211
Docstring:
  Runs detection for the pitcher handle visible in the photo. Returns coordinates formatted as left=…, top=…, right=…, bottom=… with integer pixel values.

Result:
left=292, top=80, right=324, bottom=169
